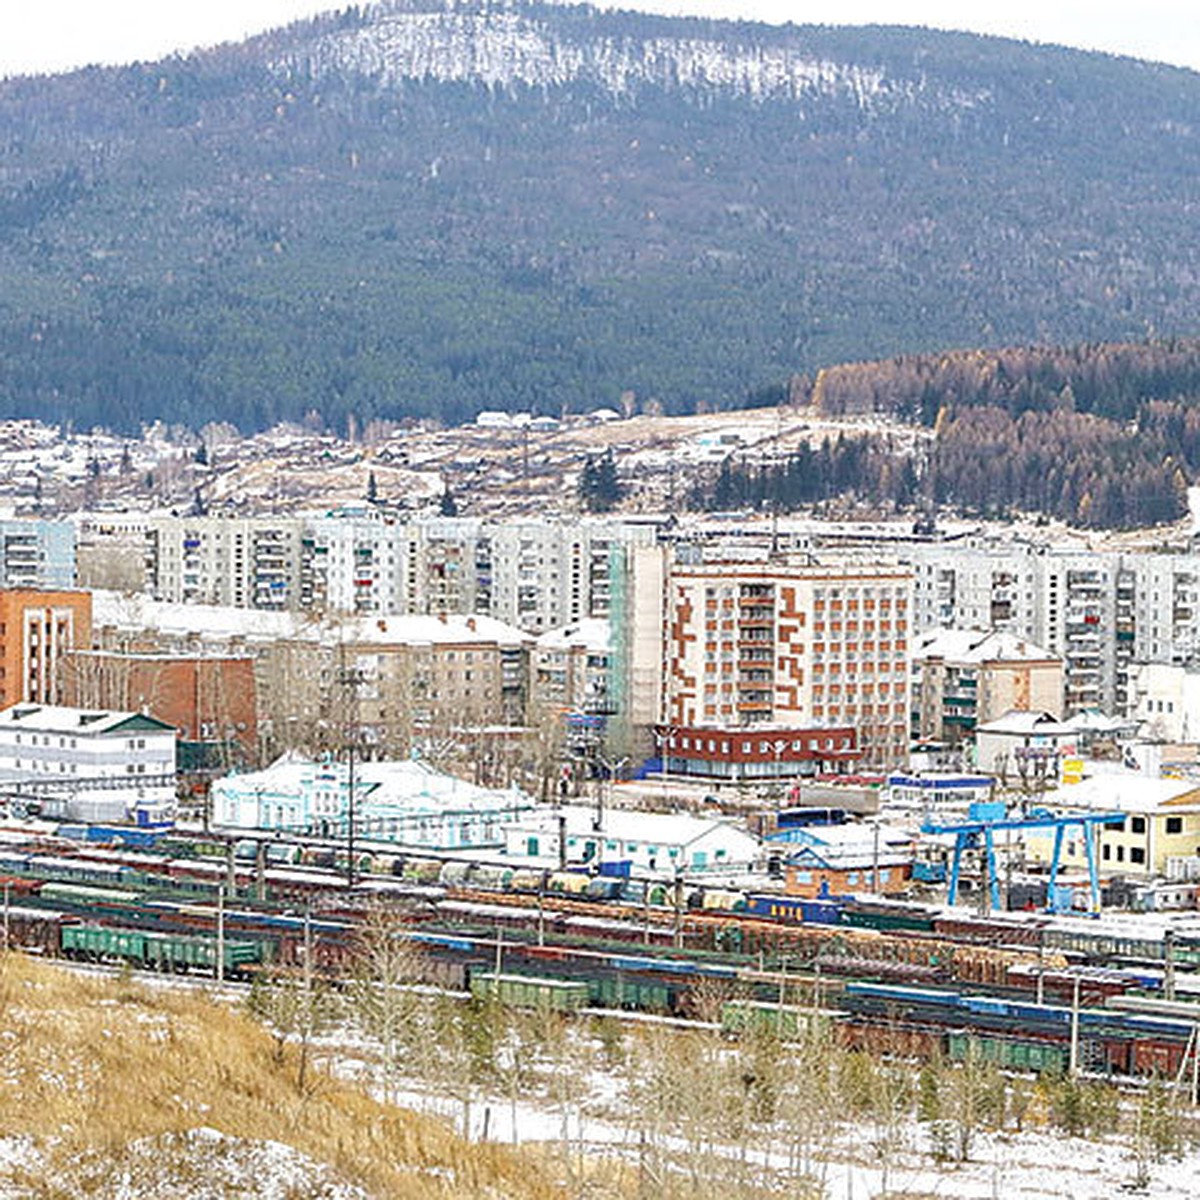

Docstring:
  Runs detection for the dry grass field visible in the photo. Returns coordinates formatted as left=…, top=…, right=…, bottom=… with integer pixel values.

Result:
left=0, top=953, right=566, bottom=1199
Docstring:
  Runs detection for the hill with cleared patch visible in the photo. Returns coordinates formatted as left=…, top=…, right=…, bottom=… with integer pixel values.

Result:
left=1, top=0, right=1199, bottom=432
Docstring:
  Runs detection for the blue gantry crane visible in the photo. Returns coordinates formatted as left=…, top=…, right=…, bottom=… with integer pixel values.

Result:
left=922, top=802, right=1127, bottom=914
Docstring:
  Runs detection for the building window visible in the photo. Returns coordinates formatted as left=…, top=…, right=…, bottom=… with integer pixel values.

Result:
left=1166, top=817, right=1183, bottom=835
left=1130, top=847, right=1146, bottom=865
left=1130, top=817, right=1146, bottom=834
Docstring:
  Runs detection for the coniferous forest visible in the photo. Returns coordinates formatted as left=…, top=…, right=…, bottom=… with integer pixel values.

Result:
left=690, top=342, right=1200, bottom=529
left=3, top=1, right=1200, bottom=528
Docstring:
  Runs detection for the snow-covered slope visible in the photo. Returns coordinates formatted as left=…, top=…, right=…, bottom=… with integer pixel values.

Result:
left=273, top=1, right=986, bottom=113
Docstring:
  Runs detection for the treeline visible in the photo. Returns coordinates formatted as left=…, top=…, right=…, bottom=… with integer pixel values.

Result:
left=772, top=341, right=1200, bottom=528
left=689, top=435, right=917, bottom=514
left=807, top=340, right=1200, bottom=424
left=690, top=399, right=1191, bottom=530
left=926, top=407, right=1188, bottom=527
left=3, top=5, right=1200, bottom=432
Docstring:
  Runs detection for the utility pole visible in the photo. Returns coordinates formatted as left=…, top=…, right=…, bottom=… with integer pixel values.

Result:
left=216, top=884, right=225, bottom=985
left=1036, top=931, right=1045, bottom=1006
left=337, top=663, right=365, bottom=889
left=1165, top=929, right=1177, bottom=1002
left=303, top=903, right=313, bottom=999
left=1069, top=974, right=1081, bottom=1078
left=871, top=820, right=880, bottom=894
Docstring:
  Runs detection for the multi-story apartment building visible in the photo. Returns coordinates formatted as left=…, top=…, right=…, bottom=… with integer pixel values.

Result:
left=141, top=515, right=312, bottom=610
left=910, top=628, right=1062, bottom=745
left=82, top=511, right=660, bottom=635
left=663, top=558, right=913, bottom=770
left=87, top=593, right=533, bottom=762
left=0, top=589, right=93, bottom=708
left=906, top=540, right=1200, bottom=718
left=0, top=519, right=75, bottom=590
left=533, top=619, right=613, bottom=719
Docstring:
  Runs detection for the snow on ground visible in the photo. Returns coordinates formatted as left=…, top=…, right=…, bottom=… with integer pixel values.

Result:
left=0, top=1128, right=372, bottom=1200
left=325, top=1037, right=1200, bottom=1200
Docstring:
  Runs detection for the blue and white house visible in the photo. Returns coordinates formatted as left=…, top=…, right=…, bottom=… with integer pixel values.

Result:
left=210, top=752, right=534, bottom=849
left=502, top=804, right=761, bottom=878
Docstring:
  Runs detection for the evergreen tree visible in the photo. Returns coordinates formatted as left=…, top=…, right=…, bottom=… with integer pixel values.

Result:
left=579, top=450, right=623, bottom=512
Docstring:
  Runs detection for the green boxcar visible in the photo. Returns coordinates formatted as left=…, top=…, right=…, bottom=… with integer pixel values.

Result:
left=61, top=924, right=260, bottom=973
left=142, top=931, right=261, bottom=972
left=62, top=924, right=147, bottom=961
left=590, top=974, right=674, bottom=1012
left=843, top=909, right=936, bottom=934
left=470, top=972, right=590, bottom=1011
left=948, top=1032, right=1066, bottom=1074
left=721, top=1000, right=813, bottom=1039
left=37, top=883, right=143, bottom=910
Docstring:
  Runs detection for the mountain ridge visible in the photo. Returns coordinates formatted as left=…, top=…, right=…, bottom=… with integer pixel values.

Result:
left=0, top=0, right=1198, bottom=433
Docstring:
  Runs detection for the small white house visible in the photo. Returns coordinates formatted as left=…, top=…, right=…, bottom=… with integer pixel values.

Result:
left=502, top=804, right=761, bottom=877
left=973, top=710, right=1075, bottom=778
left=0, top=703, right=177, bottom=824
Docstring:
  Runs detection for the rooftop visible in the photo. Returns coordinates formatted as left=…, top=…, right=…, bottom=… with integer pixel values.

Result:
left=914, top=628, right=1057, bottom=664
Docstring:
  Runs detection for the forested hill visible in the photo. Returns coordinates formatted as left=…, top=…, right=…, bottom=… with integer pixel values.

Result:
left=2, top=0, right=1200, bottom=434
left=693, top=341, right=1200, bottom=529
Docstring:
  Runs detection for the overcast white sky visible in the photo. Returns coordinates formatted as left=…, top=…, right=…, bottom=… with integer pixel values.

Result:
left=2, top=1, right=1198, bottom=78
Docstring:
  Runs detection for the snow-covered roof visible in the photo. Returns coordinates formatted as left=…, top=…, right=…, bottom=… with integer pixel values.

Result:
left=512, top=803, right=759, bottom=851
left=975, top=710, right=1072, bottom=735
left=0, top=703, right=174, bottom=735
left=340, top=613, right=530, bottom=648
left=535, top=618, right=611, bottom=653
left=914, top=628, right=1056, bottom=663
left=778, top=821, right=912, bottom=849
left=92, top=591, right=530, bottom=648
left=93, top=592, right=300, bottom=642
left=1061, top=708, right=1133, bottom=735
left=1046, top=772, right=1200, bottom=814
left=213, top=753, right=527, bottom=814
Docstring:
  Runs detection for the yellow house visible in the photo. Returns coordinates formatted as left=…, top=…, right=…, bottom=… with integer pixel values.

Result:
left=1024, top=774, right=1200, bottom=879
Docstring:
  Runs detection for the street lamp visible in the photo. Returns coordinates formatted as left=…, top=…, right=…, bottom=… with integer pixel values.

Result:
left=654, top=724, right=677, bottom=806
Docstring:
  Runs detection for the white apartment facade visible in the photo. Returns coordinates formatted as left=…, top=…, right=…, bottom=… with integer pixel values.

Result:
left=906, top=540, right=1200, bottom=718
left=664, top=558, right=913, bottom=769
left=87, top=512, right=660, bottom=636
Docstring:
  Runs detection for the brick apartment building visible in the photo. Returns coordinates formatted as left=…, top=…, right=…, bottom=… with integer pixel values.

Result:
left=663, top=559, right=913, bottom=770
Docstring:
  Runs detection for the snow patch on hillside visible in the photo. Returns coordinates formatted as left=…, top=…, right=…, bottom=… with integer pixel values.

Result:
left=0, top=1128, right=372, bottom=1199
left=273, top=8, right=988, bottom=113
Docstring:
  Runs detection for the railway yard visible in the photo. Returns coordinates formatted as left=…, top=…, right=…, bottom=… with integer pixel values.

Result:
left=3, top=822, right=1200, bottom=1103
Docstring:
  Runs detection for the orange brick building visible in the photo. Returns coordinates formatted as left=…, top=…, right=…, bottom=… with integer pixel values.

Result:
left=60, top=651, right=258, bottom=764
left=0, top=589, right=93, bottom=708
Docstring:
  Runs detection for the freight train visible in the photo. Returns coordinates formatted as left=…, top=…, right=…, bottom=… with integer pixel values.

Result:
left=841, top=980, right=1200, bottom=1079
